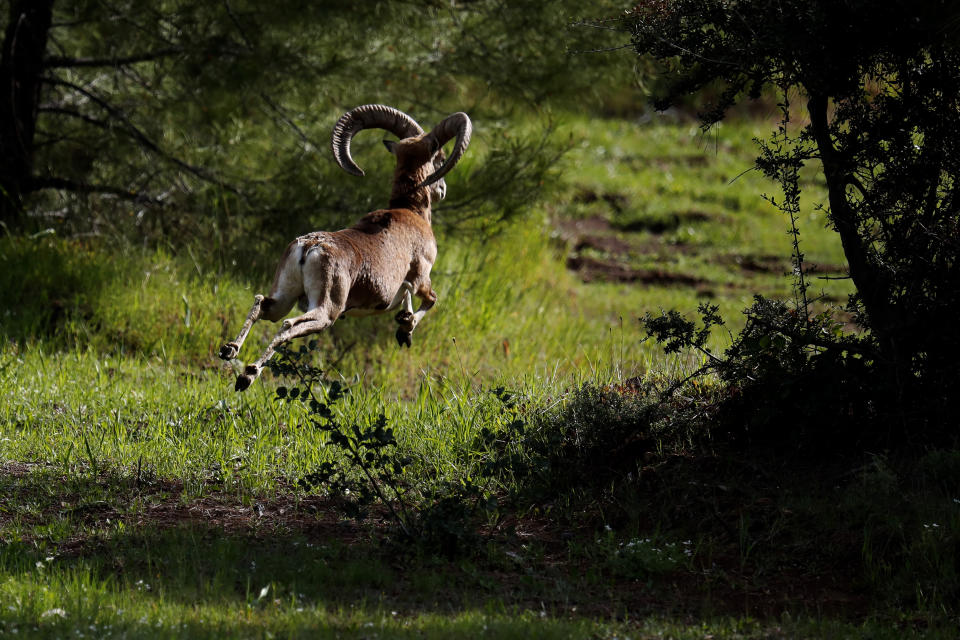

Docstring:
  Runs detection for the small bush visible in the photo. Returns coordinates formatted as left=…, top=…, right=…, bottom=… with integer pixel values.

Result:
left=643, top=297, right=880, bottom=453
left=270, top=341, right=499, bottom=557
left=526, top=385, right=658, bottom=489
left=482, top=382, right=713, bottom=514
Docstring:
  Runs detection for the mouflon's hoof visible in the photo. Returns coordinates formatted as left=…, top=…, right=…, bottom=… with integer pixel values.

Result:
left=396, top=329, right=412, bottom=348
left=219, top=342, right=240, bottom=360
left=234, top=364, right=260, bottom=391
left=395, top=310, right=414, bottom=326
left=235, top=375, right=253, bottom=392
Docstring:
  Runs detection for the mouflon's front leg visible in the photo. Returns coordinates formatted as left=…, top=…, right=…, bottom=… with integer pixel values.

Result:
left=395, top=284, right=437, bottom=348
left=220, top=294, right=264, bottom=360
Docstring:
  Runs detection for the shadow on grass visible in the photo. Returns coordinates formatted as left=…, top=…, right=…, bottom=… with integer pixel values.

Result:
left=2, top=454, right=958, bottom=638
left=0, top=461, right=851, bottom=619
left=0, top=461, right=780, bottom=622
left=0, top=463, right=578, bottom=614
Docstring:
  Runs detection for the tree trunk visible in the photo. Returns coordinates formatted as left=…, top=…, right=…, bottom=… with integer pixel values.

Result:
left=0, top=0, right=54, bottom=226
left=807, top=93, right=911, bottom=412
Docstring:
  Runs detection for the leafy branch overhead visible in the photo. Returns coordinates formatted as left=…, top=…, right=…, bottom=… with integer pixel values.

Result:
left=1, top=0, right=627, bottom=234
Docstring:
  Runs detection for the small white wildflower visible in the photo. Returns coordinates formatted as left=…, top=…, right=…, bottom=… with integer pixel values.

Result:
left=40, top=608, right=67, bottom=619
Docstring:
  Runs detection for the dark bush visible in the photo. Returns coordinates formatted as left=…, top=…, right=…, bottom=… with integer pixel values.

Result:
left=627, top=0, right=960, bottom=443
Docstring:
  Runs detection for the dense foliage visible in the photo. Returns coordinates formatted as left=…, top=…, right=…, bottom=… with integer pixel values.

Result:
left=0, top=0, right=631, bottom=244
left=628, top=0, right=960, bottom=441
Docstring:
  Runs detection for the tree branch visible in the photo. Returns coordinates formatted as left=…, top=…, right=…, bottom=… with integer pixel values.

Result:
left=25, top=176, right=162, bottom=204
left=808, top=93, right=894, bottom=349
left=44, top=47, right=182, bottom=68
left=42, top=76, right=244, bottom=197
left=38, top=106, right=110, bottom=128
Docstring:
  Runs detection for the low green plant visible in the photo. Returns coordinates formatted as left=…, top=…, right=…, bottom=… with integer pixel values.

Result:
left=592, top=529, right=694, bottom=580
left=269, top=341, right=500, bottom=556
left=468, top=381, right=714, bottom=527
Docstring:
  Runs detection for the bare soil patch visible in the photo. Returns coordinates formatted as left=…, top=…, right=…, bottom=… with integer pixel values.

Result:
left=720, top=254, right=848, bottom=276
left=722, top=253, right=791, bottom=274
left=566, top=255, right=709, bottom=289
left=572, top=234, right=632, bottom=256
left=572, top=188, right=630, bottom=213
left=616, top=210, right=713, bottom=234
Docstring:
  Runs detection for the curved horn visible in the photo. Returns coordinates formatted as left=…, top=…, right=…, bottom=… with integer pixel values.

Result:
left=331, top=104, right=424, bottom=176
left=418, top=112, right=472, bottom=188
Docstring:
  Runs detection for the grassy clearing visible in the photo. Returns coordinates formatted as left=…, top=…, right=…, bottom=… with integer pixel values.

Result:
left=2, top=117, right=836, bottom=494
left=1, top=460, right=956, bottom=639
left=2, top=115, right=954, bottom=637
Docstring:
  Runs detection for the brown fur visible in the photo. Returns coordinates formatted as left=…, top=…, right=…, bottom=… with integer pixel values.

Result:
left=220, top=135, right=446, bottom=391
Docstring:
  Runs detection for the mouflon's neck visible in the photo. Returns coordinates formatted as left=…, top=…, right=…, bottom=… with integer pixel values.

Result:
left=388, top=164, right=432, bottom=223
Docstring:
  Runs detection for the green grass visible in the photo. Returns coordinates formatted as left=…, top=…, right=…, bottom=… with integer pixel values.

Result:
left=1, top=114, right=954, bottom=638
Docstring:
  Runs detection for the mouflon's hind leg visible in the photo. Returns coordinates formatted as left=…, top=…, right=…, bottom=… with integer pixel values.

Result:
left=223, top=243, right=305, bottom=362
left=220, top=289, right=299, bottom=361
left=234, top=311, right=335, bottom=391
left=234, top=263, right=350, bottom=390
left=220, top=295, right=264, bottom=360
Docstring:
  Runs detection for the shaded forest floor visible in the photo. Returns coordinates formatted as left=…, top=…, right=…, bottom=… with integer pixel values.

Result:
left=0, top=460, right=863, bottom=620
left=3, top=450, right=953, bottom=638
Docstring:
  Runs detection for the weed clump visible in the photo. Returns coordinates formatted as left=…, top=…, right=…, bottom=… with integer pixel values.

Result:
left=269, top=341, right=497, bottom=557
left=473, top=381, right=713, bottom=521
